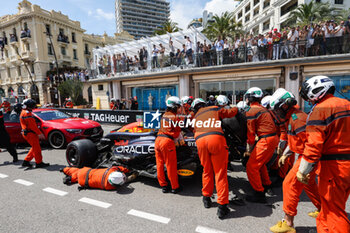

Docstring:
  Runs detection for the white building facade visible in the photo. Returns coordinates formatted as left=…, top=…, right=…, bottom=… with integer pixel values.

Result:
left=115, top=0, right=170, bottom=39
left=232, top=0, right=350, bottom=34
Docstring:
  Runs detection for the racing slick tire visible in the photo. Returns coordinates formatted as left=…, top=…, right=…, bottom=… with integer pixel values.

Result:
left=48, top=130, right=66, bottom=149
left=66, top=139, right=97, bottom=168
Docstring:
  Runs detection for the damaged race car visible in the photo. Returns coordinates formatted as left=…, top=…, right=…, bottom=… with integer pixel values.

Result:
left=65, top=112, right=247, bottom=179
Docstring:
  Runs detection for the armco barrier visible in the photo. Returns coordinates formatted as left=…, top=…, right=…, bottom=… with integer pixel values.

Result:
left=56, top=108, right=148, bottom=125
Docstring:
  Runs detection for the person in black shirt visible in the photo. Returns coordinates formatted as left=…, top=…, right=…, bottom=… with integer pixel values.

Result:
left=0, top=110, right=18, bottom=163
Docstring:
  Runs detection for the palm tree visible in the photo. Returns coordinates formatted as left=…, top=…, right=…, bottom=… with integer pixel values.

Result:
left=287, top=0, right=340, bottom=26
left=339, top=8, right=350, bottom=21
left=202, top=11, right=242, bottom=41
left=154, top=20, right=181, bottom=35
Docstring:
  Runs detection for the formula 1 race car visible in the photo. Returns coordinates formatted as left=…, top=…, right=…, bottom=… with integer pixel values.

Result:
left=65, top=112, right=247, bottom=179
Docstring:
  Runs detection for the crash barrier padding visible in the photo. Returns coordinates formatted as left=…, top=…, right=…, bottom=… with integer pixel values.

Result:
left=56, top=108, right=164, bottom=125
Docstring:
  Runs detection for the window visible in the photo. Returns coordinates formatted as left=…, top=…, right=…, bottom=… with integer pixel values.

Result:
left=49, top=63, right=54, bottom=70
left=45, top=24, right=51, bottom=35
left=7, top=67, right=10, bottom=77
left=254, top=0, right=259, bottom=6
left=59, top=28, right=64, bottom=35
left=84, top=43, right=89, bottom=54
left=31, top=63, right=35, bottom=74
left=61, top=46, right=66, bottom=56
left=48, top=43, right=53, bottom=55
left=263, top=20, right=270, bottom=31
left=72, top=32, right=76, bottom=43
left=254, top=7, right=260, bottom=16
left=263, top=0, right=270, bottom=9
left=17, top=66, right=21, bottom=76
left=98, top=84, right=104, bottom=91
left=73, top=49, right=78, bottom=60
left=281, top=0, right=298, bottom=16
left=26, top=43, right=30, bottom=51
left=245, top=4, right=251, bottom=13
left=238, top=11, right=242, bottom=19
left=245, top=14, right=250, bottom=22
left=335, top=0, right=343, bottom=4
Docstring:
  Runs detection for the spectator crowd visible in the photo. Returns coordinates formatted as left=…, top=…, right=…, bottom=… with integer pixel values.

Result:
left=95, top=18, right=350, bottom=77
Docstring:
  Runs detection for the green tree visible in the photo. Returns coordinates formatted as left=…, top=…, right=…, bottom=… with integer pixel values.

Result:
left=154, top=20, right=181, bottom=35
left=339, top=8, right=350, bottom=21
left=287, top=0, right=340, bottom=26
left=58, top=79, right=87, bottom=105
left=202, top=11, right=242, bottom=41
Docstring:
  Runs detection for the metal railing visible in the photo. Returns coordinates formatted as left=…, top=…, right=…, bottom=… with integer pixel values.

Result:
left=91, top=34, right=350, bottom=79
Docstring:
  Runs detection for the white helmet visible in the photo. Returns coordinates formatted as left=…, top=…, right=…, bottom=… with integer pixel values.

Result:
left=108, top=171, right=126, bottom=186
left=237, top=101, right=249, bottom=112
left=111, top=98, right=116, bottom=102
left=261, top=95, right=272, bottom=109
left=166, top=96, right=181, bottom=108
left=181, top=96, right=193, bottom=105
left=216, top=95, right=229, bottom=106
left=300, top=75, right=335, bottom=102
left=270, top=88, right=297, bottom=111
left=244, top=87, right=263, bottom=103
left=191, top=98, right=206, bottom=110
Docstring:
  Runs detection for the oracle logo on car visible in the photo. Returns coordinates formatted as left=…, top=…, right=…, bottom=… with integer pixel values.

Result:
left=115, top=145, right=155, bottom=155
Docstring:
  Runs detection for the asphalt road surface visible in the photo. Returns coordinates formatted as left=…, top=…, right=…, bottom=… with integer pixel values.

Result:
left=0, top=124, right=349, bottom=233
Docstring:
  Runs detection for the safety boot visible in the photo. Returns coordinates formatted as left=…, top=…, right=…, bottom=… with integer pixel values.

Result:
left=161, top=186, right=170, bottom=193
left=35, top=162, right=50, bottom=168
left=217, top=204, right=230, bottom=220
left=270, top=219, right=296, bottom=233
left=264, top=184, right=274, bottom=197
left=22, top=160, right=32, bottom=168
left=202, top=196, right=212, bottom=208
left=171, top=186, right=183, bottom=194
left=307, top=210, right=320, bottom=218
left=63, top=176, right=72, bottom=185
left=246, top=191, right=267, bottom=203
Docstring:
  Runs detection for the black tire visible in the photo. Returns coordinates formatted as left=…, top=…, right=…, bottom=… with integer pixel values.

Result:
left=48, top=130, right=66, bottom=149
left=66, top=139, right=97, bottom=168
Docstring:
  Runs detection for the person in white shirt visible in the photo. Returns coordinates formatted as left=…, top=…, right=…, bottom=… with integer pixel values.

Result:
left=185, top=36, right=193, bottom=64
left=323, top=21, right=334, bottom=54
left=288, top=27, right=299, bottom=58
left=333, top=21, right=344, bottom=54
left=215, top=36, right=224, bottom=65
left=152, top=44, right=159, bottom=68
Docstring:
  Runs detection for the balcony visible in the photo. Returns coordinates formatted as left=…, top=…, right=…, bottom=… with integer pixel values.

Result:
left=57, top=35, right=69, bottom=44
left=10, top=36, right=19, bottom=47
left=15, top=76, right=23, bottom=83
left=58, top=54, right=71, bottom=63
left=20, top=30, right=31, bottom=41
left=10, top=55, right=21, bottom=65
left=0, top=58, right=9, bottom=68
left=21, top=51, right=35, bottom=62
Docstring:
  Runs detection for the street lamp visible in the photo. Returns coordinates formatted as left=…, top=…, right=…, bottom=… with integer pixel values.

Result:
left=44, top=29, right=60, bottom=106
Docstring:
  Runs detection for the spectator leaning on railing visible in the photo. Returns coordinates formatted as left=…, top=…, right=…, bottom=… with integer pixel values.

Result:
left=92, top=17, right=350, bottom=78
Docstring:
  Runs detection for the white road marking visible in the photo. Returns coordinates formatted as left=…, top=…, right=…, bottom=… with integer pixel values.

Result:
left=43, top=187, right=68, bottom=196
left=78, top=197, right=112, bottom=209
left=127, top=209, right=170, bottom=224
left=195, top=226, right=227, bottom=233
left=0, top=173, right=8, bottom=178
left=13, top=179, right=33, bottom=186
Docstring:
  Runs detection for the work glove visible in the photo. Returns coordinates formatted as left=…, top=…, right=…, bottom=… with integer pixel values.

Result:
left=278, top=155, right=288, bottom=167
left=276, top=147, right=283, bottom=157
left=38, top=133, right=45, bottom=140
left=296, top=171, right=310, bottom=185
left=243, top=151, right=251, bottom=157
